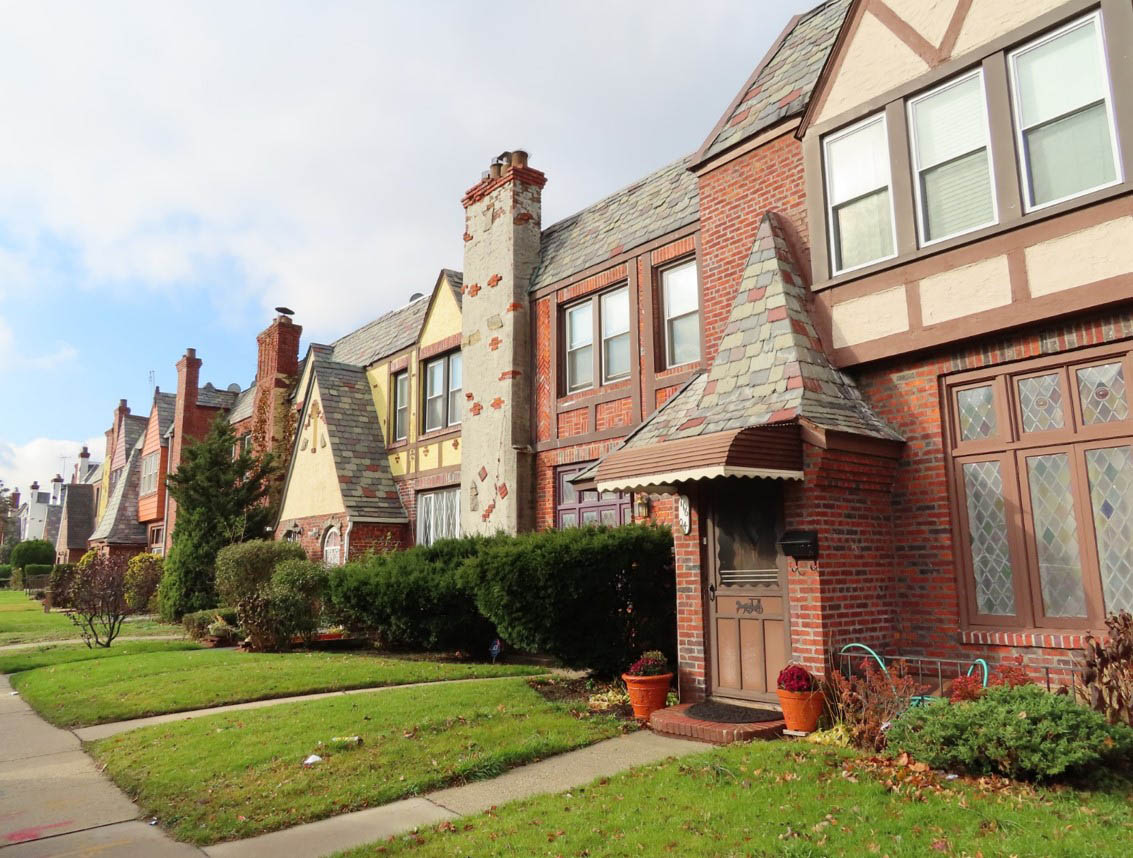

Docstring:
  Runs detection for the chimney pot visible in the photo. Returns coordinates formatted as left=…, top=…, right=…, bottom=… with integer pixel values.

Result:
left=119, top=399, right=127, bottom=408
left=489, top=163, right=502, bottom=179
left=80, top=446, right=90, bottom=458
left=510, top=150, right=528, bottom=168
left=186, top=348, right=196, bottom=359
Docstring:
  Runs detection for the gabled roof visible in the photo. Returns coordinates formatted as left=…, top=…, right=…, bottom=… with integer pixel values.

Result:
left=227, top=386, right=256, bottom=424
left=55, top=483, right=96, bottom=552
left=531, top=157, right=698, bottom=291
left=198, top=383, right=239, bottom=409
left=112, top=415, right=148, bottom=472
left=440, top=269, right=464, bottom=308
left=693, top=0, right=849, bottom=167
left=576, top=211, right=900, bottom=490
left=154, top=391, right=177, bottom=444
left=89, top=435, right=147, bottom=545
left=329, top=295, right=430, bottom=368
left=286, top=356, right=408, bottom=523
left=43, top=505, right=62, bottom=547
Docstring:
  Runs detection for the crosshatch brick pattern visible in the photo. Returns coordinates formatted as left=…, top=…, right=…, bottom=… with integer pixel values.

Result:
left=277, top=512, right=408, bottom=562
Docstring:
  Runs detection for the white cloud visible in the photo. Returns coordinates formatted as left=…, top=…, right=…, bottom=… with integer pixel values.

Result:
left=0, top=313, right=78, bottom=371
left=0, top=435, right=105, bottom=495
left=0, top=0, right=809, bottom=340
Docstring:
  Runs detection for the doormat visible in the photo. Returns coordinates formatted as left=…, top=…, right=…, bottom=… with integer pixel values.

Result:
left=684, top=701, right=782, bottom=724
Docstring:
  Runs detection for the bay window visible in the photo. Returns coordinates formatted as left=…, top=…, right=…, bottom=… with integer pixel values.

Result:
left=823, top=113, right=896, bottom=273
left=417, top=487, right=460, bottom=546
left=661, top=260, right=700, bottom=368
left=140, top=451, right=160, bottom=496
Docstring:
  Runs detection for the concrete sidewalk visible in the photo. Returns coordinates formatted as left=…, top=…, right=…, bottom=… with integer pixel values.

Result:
left=203, top=730, right=705, bottom=858
left=0, top=675, right=202, bottom=857
left=0, top=634, right=185, bottom=652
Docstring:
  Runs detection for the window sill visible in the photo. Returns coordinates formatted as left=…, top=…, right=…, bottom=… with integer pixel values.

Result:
left=959, top=627, right=1088, bottom=650
left=557, top=379, right=635, bottom=411
left=418, top=426, right=461, bottom=443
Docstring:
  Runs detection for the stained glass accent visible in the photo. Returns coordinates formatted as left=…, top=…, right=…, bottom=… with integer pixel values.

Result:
left=1026, top=453, right=1086, bottom=617
left=1086, top=446, right=1133, bottom=614
left=962, top=461, right=1016, bottom=615
left=957, top=385, right=997, bottom=441
left=1077, top=362, right=1128, bottom=425
left=1018, top=373, right=1064, bottom=432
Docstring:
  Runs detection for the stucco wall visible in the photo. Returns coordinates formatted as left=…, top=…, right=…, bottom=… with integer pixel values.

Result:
left=278, top=379, right=346, bottom=520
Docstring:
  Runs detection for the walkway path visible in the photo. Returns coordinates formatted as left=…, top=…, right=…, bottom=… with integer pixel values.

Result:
left=0, top=674, right=203, bottom=857
left=0, top=634, right=185, bottom=652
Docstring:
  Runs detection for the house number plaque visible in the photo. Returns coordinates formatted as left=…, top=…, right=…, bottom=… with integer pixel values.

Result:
left=678, top=495, right=691, bottom=535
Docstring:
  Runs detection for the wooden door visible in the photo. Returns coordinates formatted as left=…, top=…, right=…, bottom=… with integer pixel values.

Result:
left=706, top=479, right=789, bottom=703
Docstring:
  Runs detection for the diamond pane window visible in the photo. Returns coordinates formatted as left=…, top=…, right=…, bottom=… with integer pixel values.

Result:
left=1077, top=362, right=1128, bottom=425
left=957, top=385, right=997, bottom=441
left=962, top=461, right=1016, bottom=615
left=1086, top=446, right=1133, bottom=614
left=1018, top=373, right=1064, bottom=433
left=1026, top=453, right=1086, bottom=618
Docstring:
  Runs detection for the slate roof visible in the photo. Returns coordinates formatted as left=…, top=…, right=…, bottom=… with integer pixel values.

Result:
left=89, top=435, right=147, bottom=545
left=440, top=269, right=464, bottom=308
left=154, top=391, right=177, bottom=444
left=329, top=295, right=430, bottom=368
left=304, top=357, right=408, bottom=523
left=82, top=461, right=103, bottom=486
left=55, top=483, right=96, bottom=552
left=43, top=505, right=62, bottom=547
left=531, top=157, right=698, bottom=291
left=695, top=0, right=849, bottom=165
left=575, top=211, right=900, bottom=481
left=228, top=386, right=256, bottom=424
left=198, top=383, right=239, bottom=409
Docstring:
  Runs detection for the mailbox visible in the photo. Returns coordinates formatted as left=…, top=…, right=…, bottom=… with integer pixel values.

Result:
left=779, top=530, right=819, bottom=560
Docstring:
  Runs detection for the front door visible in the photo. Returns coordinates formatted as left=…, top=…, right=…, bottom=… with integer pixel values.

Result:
left=706, top=479, right=790, bottom=703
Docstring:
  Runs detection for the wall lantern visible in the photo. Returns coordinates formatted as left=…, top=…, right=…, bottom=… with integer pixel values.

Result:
left=634, top=493, right=651, bottom=520
left=778, top=530, right=819, bottom=560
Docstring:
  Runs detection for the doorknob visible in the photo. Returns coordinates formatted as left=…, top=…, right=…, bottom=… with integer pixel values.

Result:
left=708, top=583, right=716, bottom=602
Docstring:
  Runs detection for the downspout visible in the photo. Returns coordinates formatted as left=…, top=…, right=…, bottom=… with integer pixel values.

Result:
left=343, top=519, right=352, bottom=564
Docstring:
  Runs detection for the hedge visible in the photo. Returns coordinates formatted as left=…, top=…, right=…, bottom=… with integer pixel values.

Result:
left=10, top=540, right=55, bottom=570
left=215, top=540, right=306, bottom=607
left=0, top=564, right=10, bottom=587
left=23, top=563, right=53, bottom=583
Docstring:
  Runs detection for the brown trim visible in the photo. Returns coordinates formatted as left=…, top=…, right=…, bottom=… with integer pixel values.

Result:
left=402, top=463, right=461, bottom=482
left=982, top=52, right=1023, bottom=225
left=798, top=420, right=904, bottom=459
left=1005, top=249, right=1029, bottom=305
left=938, top=0, right=974, bottom=61
left=641, top=254, right=656, bottom=415
left=531, top=223, right=699, bottom=300
left=885, top=100, right=917, bottom=257
left=903, top=282, right=922, bottom=331
left=869, top=0, right=939, bottom=66
left=534, top=425, right=629, bottom=453
left=556, top=383, right=634, bottom=413
left=690, top=14, right=802, bottom=169
left=803, top=131, right=830, bottom=284
left=800, top=0, right=867, bottom=139
left=416, top=425, right=461, bottom=445
left=1101, top=0, right=1133, bottom=176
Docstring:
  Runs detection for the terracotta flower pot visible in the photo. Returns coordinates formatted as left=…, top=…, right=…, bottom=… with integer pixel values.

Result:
left=776, top=688, right=825, bottom=733
left=622, top=672, right=673, bottom=721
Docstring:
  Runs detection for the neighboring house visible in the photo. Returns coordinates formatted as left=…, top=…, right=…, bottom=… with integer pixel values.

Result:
left=88, top=434, right=148, bottom=559
left=55, top=482, right=97, bottom=564
left=137, top=390, right=177, bottom=556
left=16, top=481, right=54, bottom=541
left=95, top=401, right=149, bottom=525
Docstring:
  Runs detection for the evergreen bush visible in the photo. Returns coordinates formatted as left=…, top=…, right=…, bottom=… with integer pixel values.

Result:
left=214, top=540, right=305, bottom=606
left=23, top=563, right=53, bottom=583
left=214, top=540, right=319, bottom=651
left=0, top=563, right=11, bottom=587
left=888, top=685, right=1133, bottom=782
left=10, top=539, right=54, bottom=570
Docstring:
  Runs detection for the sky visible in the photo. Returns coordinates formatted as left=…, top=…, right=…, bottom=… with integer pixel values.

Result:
left=0, top=0, right=818, bottom=493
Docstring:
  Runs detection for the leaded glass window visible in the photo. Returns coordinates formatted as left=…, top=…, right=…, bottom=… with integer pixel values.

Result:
left=1077, top=362, right=1128, bottom=425
left=1017, top=373, right=1064, bottom=433
left=962, top=461, right=1016, bottom=615
left=957, top=384, right=997, bottom=441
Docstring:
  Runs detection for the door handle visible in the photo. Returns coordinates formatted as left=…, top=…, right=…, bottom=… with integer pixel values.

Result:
left=708, top=583, right=716, bottom=602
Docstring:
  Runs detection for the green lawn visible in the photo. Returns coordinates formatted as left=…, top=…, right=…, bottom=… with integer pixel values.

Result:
left=12, top=647, right=545, bottom=727
left=334, top=741, right=1133, bottom=858
left=0, top=589, right=175, bottom=645
left=0, top=639, right=201, bottom=674
left=90, top=679, right=627, bottom=845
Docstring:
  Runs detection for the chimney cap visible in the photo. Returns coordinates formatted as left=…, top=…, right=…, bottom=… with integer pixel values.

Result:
left=275, top=306, right=295, bottom=317
left=52, top=474, right=63, bottom=482
left=409, top=292, right=424, bottom=301
left=227, top=383, right=242, bottom=392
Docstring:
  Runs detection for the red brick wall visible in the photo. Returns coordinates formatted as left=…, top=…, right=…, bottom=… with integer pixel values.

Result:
left=275, top=512, right=409, bottom=562
left=392, top=467, right=460, bottom=545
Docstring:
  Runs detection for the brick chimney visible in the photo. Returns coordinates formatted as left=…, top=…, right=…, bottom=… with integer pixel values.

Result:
left=459, top=150, right=545, bottom=536
left=251, top=314, right=303, bottom=455
left=51, top=474, right=63, bottom=505
left=74, top=446, right=91, bottom=483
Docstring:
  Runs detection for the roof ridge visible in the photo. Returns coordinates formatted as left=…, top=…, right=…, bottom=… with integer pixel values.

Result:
left=329, top=293, right=430, bottom=350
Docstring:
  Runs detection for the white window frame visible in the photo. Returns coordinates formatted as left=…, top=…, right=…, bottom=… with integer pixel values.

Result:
left=322, top=526, right=342, bottom=566
left=422, top=352, right=460, bottom=432
left=1007, top=10, right=1123, bottom=213
left=565, top=302, right=594, bottom=393
left=661, top=260, right=701, bottom=369
left=907, top=68, right=999, bottom=247
left=416, top=487, right=460, bottom=546
left=447, top=352, right=462, bottom=427
left=139, top=451, right=160, bottom=496
left=823, top=112, right=899, bottom=275
left=392, top=370, right=409, bottom=441
left=600, top=286, right=631, bottom=384
left=149, top=526, right=164, bottom=556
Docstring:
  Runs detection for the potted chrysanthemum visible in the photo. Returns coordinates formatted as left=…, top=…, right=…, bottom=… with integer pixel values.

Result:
left=776, top=664, right=824, bottom=733
left=622, top=650, right=673, bottom=721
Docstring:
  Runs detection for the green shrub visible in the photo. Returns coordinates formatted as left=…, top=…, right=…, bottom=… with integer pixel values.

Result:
left=888, top=685, right=1133, bottom=782
left=0, top=563, right=11, bottom=587
left=23, top=563, right=53, bottom=583
left=10, top=539, right=54, bottom=570
left=10, top=567, right=24, bottom=589
left=77, top=549, right=97, bottom=568
left=464, top=524, right=676, bottom=677
left=49, top=564, right=77, bottom=608
left=124, top=553, right=164, bottom=614
left=328, top=536, right=493, bottom=654
left=214, top=540, right=305, bottom=606
left=268, top=558, right=329, bottom=644
left=182, top=608, right=240, bottom=640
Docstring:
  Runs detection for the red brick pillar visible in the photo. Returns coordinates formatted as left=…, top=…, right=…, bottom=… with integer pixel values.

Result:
left=674, top=486, right=708, bottom=701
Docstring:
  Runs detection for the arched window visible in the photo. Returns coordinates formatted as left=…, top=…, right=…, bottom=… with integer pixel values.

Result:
left=322, top=526, right=342, bottom=566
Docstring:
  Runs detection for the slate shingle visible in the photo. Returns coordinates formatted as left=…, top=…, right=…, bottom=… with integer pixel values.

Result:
left=89, top=435, right=148, bottom=545
left=330, top=296, right=431, bottom=368
left=55, top=483, right=96, bottom=552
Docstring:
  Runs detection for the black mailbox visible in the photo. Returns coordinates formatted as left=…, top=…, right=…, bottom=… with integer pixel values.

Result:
left=779, top=530, right=819, bottom=560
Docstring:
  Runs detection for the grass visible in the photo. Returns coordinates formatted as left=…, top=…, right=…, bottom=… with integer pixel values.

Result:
left=90, top=678, right=627, bottom=845
left=0, top=589, right=175, bottom=645
left=11, top=647, right=545, bottom=727
left=0, top=639, right=201, bottom=674
left=333, top=741, right=1133, bottom=858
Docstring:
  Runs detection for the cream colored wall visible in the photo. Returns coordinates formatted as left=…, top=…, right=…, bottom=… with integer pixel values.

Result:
left=952, top=0, right=1068, bottom=56
left=831, top=286, right=910, bottom=348
left=419, top=282, right=461, bottom=348
left=885, top=0, right=958, bottom=47
left=1025, top=217, right=1133, bottom=298
left=919, top=256, right=1012, bottom=326
left=366, top=362, right=392, bottom=444
left=278, top=379, right=346, bottom=520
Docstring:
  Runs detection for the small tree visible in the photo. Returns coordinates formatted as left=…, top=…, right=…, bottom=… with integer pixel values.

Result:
left=124, top=553, right=164, bottom=613
left=68, top=554, right=132, bottom=648
left=158, top=415, right=277, bottom=620
left=10, top=539, right=55, bottom=570
left=0, top=481, right=19, bottom=563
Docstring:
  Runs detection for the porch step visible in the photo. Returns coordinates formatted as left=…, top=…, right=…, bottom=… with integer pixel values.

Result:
left=649, top=703, right=785, bottom=745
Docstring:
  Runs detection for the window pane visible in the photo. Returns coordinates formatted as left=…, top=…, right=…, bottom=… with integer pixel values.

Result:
left=1015, top=17, right=1106, bottom=129
left=603, top=332, right=630, bottom=381
left=394, top=374, right=408, bottom=439
left=1085, top=446, right=1133, bottom=614
left=826, top=116, right=889, bottom=204
left=1026, top=452, right=1086, bottom=617
left=833, top=188, right=894, bottom=270
left=560, top=512, right=578, bottom=528
left=567, top=344, right=592, bottom=390
left=957, top=385, right=997, bottom=441
left=582, top=510, right=599, bottom=525
left=912, top=74, right=988, bottom=168
left=921, top=149, right=993, bottom=240
left=448, top=353, right=462, bottom=390
left=601, top=288, right=629, bottom=337
left=566, top=303, right=592, bottom=349
left=425, top=360, right=444, bottom=398
left=1025, top=103, right=1116, bottom=206
left=560, top=474, right=578, bottom=505
left=667, top=313, right=700, bottom=367
left=962, top=461, right=1017, bottom=616
left=1077, top=362, right=1128, bottom=424
left=1017, top=373, right=1064, bottom=433
left=662, top=263, right=698, bottom=317
left=600, top=508, right=618, bottom=526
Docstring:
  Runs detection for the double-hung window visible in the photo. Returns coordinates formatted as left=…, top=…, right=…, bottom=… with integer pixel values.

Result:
left=824, top=114, right=896, bottom=273
left=417, top=487, right=460, bottom=546
left=1009, top=12, right=1121, bottom=210
left=662, top=260, right=700, bottom=367
left=565, top=302, right=593, bottom=392
left=909, top=70, right=996, bottom=244
left=139, top=452, right=160, bottom=496
left=392, top=371, right=409, bottom=441
left=423, top=352, right=461, bottom=432
left=601, top=287, right=630, bottom=383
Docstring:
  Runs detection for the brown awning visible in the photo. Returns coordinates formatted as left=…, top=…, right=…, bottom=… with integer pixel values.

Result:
left=585, top=423, right=803, bottom=494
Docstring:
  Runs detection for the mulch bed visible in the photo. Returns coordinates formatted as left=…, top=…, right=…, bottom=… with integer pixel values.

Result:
left=528, top=676, right=636, bottom=722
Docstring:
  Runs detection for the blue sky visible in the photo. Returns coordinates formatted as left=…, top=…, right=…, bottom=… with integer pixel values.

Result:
left=0, top=0, right=818, bottom=491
